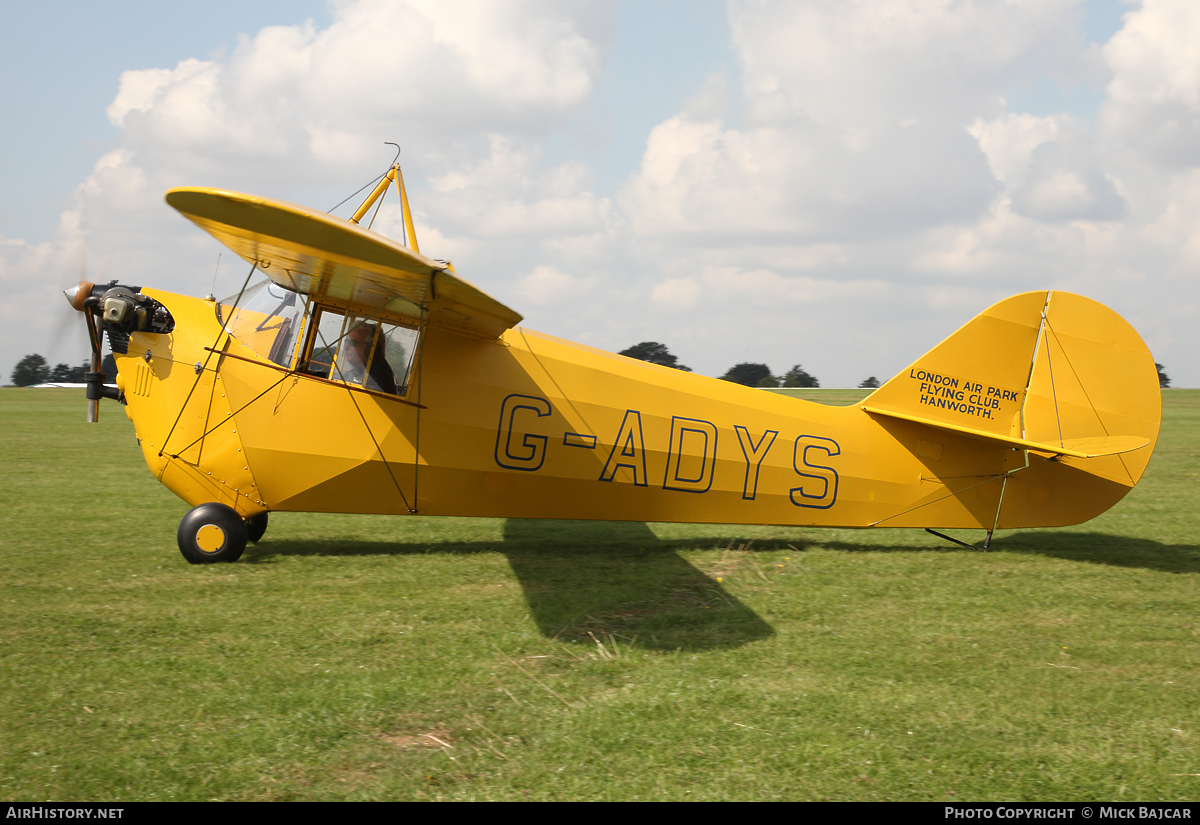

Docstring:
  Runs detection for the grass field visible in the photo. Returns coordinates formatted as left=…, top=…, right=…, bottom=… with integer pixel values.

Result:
left=2, top=388, right=1198, bottom=801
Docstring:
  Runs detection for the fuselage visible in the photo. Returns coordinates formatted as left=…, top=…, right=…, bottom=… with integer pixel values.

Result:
left=110, top=286, right=1142, bottom=532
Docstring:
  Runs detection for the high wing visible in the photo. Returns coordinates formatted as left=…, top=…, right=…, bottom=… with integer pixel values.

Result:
left=165, top=187, right=522, bottom=339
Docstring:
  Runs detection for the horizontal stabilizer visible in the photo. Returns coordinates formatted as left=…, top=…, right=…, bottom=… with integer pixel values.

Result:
left=861, top=405, right=1150, bottom=458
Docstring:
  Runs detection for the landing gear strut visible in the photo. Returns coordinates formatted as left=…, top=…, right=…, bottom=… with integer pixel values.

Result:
left=177, top=502, right=247, bottom=564
left=925, top=527, right=994, bottom=552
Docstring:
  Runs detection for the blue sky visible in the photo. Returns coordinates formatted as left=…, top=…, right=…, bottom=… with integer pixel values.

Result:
left=3, top=0, right=1195, bottom=388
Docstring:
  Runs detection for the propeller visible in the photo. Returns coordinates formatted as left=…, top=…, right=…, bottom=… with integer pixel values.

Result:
left=44, top=250, right=95, bottom=375
left=62, top=278, right=107, bottom=422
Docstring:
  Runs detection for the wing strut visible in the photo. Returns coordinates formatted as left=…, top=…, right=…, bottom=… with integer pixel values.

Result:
left=312, top=303, right=417, bottom=514
left=348, top=161, right=420, bottom=254
left=160, top=261, right=259, bottom=459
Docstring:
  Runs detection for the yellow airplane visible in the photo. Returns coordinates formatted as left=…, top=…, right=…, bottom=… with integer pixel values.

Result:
left=64, top=161, right=1162, bottom=563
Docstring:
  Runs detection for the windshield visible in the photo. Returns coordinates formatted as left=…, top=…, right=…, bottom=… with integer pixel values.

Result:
left=302, top=306, right=420, bottom=397
left=218, top=280, right=306, bottom=367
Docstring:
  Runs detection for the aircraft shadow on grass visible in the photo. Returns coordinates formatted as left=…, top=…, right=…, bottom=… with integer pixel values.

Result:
left=246, top=518, right=776, bottom=652
left=820, top=532, right=1200, bottom=575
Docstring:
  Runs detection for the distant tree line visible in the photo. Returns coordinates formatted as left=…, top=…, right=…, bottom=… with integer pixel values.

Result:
left=617, top=343, right=1183, bottom=390
left=618, top=342, right=888, bottom=388
left=717, top=363, right=819, bottom=388
left=618, top=342, right=691, bottom=372
left=8, top=354, right=114, bottom=387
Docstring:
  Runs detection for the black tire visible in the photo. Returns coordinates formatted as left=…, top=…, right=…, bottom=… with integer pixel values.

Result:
left=245, top=511, right=269, bottom=544
left=178, top=502, right=247, bottom=564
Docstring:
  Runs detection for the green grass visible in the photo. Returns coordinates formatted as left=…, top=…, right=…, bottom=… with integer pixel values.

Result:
left=765, top=386, right=873, bottom=405
left=2, top=388, right=1198, bottom=801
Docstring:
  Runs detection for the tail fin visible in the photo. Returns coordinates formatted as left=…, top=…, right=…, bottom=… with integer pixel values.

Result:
left=862, top=291, right=1161, bottom=527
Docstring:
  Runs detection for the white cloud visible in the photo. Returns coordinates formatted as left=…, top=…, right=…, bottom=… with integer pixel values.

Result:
left=107, top=59, right=215, bottom=128
left=619, top=0, right=1105, bottom=244
left=650, top=277, right=701, bottom=310
left=518, top=265, right=593, bottom=306
left=1101, top=0, right=1200, bottom=168
left=969, top=112, right=1065, bottom=184
left=94, top=1, right=604, bottom=190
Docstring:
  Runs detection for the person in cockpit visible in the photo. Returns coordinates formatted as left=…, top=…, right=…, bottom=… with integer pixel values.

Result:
left=341, top=323, right=399, bottom=395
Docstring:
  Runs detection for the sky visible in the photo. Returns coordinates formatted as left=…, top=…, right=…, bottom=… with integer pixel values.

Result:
left=2, top=0, right=1196, bottom=388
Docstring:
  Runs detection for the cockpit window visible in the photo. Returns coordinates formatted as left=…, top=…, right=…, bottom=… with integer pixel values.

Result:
left=301, top=306, right=419, bottom=397
left=376, top=322, right=420, bottom=393
left=218, top=280, right=305, bottom=367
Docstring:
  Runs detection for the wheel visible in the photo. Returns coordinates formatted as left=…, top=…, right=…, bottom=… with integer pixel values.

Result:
left=177, top=502, right=247, bottom=564
left=245, top=511, right=269, bottom=544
